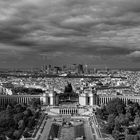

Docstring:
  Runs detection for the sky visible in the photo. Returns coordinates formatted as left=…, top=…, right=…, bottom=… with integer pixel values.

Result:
left=0, top=0, right=140, bottom=69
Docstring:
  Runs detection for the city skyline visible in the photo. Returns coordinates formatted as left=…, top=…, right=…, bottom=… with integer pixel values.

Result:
left=0, top=0, right=140, bottom=69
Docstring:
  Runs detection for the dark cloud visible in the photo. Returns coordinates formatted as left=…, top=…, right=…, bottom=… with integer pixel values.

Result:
left=80, top=45, right=133, bottom=56
left=0, top=0, right=140, bottom=68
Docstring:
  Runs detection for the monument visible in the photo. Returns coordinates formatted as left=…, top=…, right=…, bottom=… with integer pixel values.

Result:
left=59, top=82, right=79, bottom=105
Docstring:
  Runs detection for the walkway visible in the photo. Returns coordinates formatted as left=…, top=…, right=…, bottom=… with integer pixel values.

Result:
left=37, top=118, right=53, bottom=140
left=84, top=118, right=96, bottom=140
left=91, top=114, right=102, bottom=138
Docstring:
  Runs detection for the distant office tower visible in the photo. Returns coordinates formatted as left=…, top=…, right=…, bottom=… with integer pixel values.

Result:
left=42, top=65, right=48, bottom=72
left=45, top=65, right=48, bottom=71
left=77, top=64, right=84, bottom=75
left=54, top=67, right=59, bottom=74
left=94, top=68, right=97, bottom=74
left=62, top=65, right=66, bottom=71
left=47, top=65, right=52, bottom=74
left=84, top=64, right=88, bottom=74
left=41, top=65, right=45, bottom=71
left=71, top=64, right=76, bottom=72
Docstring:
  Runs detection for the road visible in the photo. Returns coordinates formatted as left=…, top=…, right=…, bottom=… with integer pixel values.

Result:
left=35, top=117, right=52, bottom=140
left=88, top=114, right=103, bottom=140
left=84, top=118, right=96, bottom=140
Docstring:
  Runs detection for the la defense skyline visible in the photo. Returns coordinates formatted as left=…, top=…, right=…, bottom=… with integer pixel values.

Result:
left=0, top=0, right=140, bottom=69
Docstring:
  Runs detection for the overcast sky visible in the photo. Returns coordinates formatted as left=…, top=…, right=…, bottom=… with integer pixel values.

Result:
left=0, top=0, right=140, bottom=69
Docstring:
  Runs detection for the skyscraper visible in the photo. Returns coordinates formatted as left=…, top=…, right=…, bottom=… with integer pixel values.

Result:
left=77, top=64, right=84, bottom=75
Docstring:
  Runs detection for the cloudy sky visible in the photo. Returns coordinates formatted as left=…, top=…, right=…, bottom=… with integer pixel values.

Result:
left=0, top=0, right=140, bottom=69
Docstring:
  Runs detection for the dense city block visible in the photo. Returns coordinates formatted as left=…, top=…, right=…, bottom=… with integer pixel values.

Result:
left=0, top=69, right=140, bottom=140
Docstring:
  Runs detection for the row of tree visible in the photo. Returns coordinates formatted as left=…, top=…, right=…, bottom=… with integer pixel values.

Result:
left=97, top=98, right=140, bottom=140
left=0, top=98, right=42, bottom=140
left=12, top=87, right=44, bottom=95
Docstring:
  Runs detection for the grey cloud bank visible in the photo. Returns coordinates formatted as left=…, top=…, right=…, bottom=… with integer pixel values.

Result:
left=0, top=0, right=140, bottom=68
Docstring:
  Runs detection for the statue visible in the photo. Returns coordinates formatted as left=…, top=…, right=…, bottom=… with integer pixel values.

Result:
left=64, top=82, right=73, bottom=93
left=59, top=82, right=78, bottom=104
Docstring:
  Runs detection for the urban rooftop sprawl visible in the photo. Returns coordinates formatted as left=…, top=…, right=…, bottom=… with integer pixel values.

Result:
left=0, top=65, right=140, bottom=140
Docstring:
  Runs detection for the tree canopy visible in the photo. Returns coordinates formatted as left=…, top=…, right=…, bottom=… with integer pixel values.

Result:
left=106, top=98, right=125, bottom=115
left=97, top=98, right=140, bottom=140
left=0, top=102, right=41, bottom=139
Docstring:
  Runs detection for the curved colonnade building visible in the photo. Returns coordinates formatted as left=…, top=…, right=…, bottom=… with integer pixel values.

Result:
left=0, top=91, right=140, bottom=108
left=0, top=95, right=41, bottom=108
left=99, top=95, right=140, bottom=105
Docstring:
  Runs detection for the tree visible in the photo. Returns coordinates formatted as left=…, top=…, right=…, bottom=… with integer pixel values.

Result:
left=6, top=105, right=14, bottom=115
left=96, top=108, right=105, bottom=120
left=9, top=101, right=17, bottom=107
left=115, top=114, right=129, bottom=126
left=0, top=110, right=15, bottom=128
left=18, top=119, right=25, bottom=130
left=13, top=129, right=23, bottom=139
left=106, top=98, right=125, bottom=115
left=116, top=104, right=125, bottom=114
left=104, top=124, right=113, bottom=134
left=125, top=111, right=133, bottom=122
left=134, top=114, right=140, bottom=127
left=34, top=110, right=40, bottom=119
left=124, top=128, right=129, bottom=137
left=15, top=104, right=23, bottom=113
left=29, top=98, right=41, bottom=109
left=115, top=123, right=121, bottom=133
left=5, top=129, right=14, bottom=139
left=112, top=130, right=120, bottom=140
left=106, top=114, right=116, bottom=134
left=14, top=112, right=24, bottom=125
left=27, top=117, right=36, bottom=129
left=23, top=108, right=32, bottom=117
left=127, top=100, right=133, bottom=106
left=133, top=103, right=140, bottom=113
left=126, top=102, right=140, bottom=117
left=0, top=135, right=5, bottom=140
left=0, top=96, right=42, bottom=139
left=23, top=131, right=31, bottom=138
left=96, top=106, right=108, bottom=120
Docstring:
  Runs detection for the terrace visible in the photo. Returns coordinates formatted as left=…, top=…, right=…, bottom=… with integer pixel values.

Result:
left=23, top=115, right=95, bottom=140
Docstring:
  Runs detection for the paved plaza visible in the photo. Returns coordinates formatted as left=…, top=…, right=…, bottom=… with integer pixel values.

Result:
left=34, top=115, right=101, bottom=140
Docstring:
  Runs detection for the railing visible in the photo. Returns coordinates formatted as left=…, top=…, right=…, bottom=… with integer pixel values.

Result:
left=90, top=115, right=103, bottom=139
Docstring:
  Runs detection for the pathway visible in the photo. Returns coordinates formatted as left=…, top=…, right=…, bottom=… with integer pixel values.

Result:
left=39, top=118, right=52, bottom=140
left=84, top=119, right=96, bottom=140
